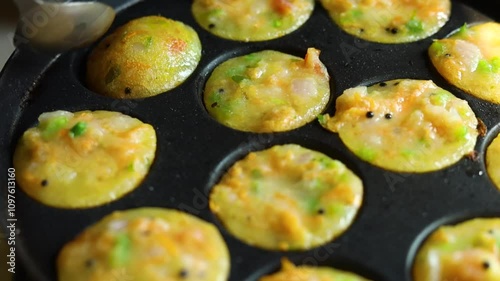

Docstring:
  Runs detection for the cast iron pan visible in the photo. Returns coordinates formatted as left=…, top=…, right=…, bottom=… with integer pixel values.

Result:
left=1, top=0, right=499, bottom=280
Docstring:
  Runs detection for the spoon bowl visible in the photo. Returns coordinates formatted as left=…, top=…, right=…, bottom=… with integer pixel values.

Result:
left=15, top=0, right=115, bottom=52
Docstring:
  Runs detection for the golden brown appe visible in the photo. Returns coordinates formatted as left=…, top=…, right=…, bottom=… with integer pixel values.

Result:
left=57, top=208, right=230, bottom=281
left=320, top=79, right=478, bottom=172
left=320, top=0, right=451, bottom=43
left=210, top=144, right=363, bottom=251
left=192, top=0, right=314, bottom=42
left=429, top=22, right=500, bottom=103
left=13, top=110, right=156, bottom=208
left=203, top=48, right=330, bottom=132
left=87, top=16, right=201, bottom=99
left=413, top=218, right=500, bottom=281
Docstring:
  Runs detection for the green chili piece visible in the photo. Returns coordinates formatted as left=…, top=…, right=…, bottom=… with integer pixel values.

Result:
left=406, top=17, right=424, bottom=33
left=477, top=59, right=493, bottom=73
left=244, top=53, right=262, bottom=68
left=250, top=181, right=262, bottom=194
left=231, top=75, right=247, bottom=83
left=272, top=18, right=283, bottom=28
left=109, top=233, right=131, bottom=267
left=207, top=8, right=225, bottom=21
left=455, top=125, right=469, bottom=140
left=455, top=23, right=469, bottom=37
left=429, top=91, right=451, bottom=106
left=250, top=169, right=263, bottom=179
left=69, top=122, right=87, bottom=138
left=340, top=9, right=363, bottom=24
left=305, top=197, right=321, bottom=213
left=317, top=114, right=328, bottom=126
left=317, top=156, right=338, bottom=169
left=491, top=57, right=500, bottom=73
left=144, top=36, right=153, bottom=48
left=430, top=41, right=446, bottom=57
left=357, top=147, right=376, bottom=161
left=41, top=116, right=69, bottom=140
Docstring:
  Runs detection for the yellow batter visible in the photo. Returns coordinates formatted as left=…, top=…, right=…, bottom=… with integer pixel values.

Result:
left=58, top=208, right=230, bottom=281
left=320, top=79, right=478, bottom=172
left=320, top=0, right=451, bottom=43
left=210, top=144, right=363, bottom=251
left=413, top=218, right=500, bottom=281
left=429, top=22, right=500, bottom=103
left=13, top=110, right=156, bottom=208
left=87, top=16, right=201, bottom=99
left=192, top=0, right=314, bottom=42
left=204, top=48, right=330, bottom=132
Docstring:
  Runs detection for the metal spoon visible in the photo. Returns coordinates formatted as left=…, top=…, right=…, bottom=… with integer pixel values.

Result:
left=14, top=0, right=115, bottom=52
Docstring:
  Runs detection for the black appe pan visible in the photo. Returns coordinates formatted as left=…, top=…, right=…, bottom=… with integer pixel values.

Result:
left=1, top=0, right=499, bottom=280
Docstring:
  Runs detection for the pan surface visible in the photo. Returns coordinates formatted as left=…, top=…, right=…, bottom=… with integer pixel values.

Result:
left=1, top=0, right=499, bottom=280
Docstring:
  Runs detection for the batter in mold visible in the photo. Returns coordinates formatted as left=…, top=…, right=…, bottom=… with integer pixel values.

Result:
left=259, top=259, right=372, bottom=281
left=319, top=79, right=478, bottom=172
left=58, top=208, right=230, bottom=281
left=204, top=48, right=330, bottom=133
left=320, top=0, right=451, bottom=43
left=429, top=22, right=500, bottom=103
left=413, top=218, right=500, bottom=281
left=13, top=110, right=156, bottom=208
left=209, top=144, right=363, bottom=251
left=87, top=16, right=201, bottom=99
left=192, top=0, right=314, bottom=41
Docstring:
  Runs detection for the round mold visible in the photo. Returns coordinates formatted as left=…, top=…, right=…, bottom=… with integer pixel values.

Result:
left=325, top=76, right=482, bottom=174
left=194, top=45, right=336, bottom=132
left=203, top=135, right=365, bottom=252
left=69, top=0, right=205, bottom=101
left=405, top=210, right=500, bottom=281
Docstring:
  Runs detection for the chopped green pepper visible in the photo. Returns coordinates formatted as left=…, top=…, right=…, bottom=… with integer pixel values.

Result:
left=250, top=169, right=263, bottom=179
left=109, top=233, right=131, bottom=267
left=455, top=125, right=469, bottom=140
left=272, top=19, right=283, bottom=28
left=231, top=75, right=247, bottom=83
left=244, top=53, right=261, bottom=68
left=340, top=9, right=363, bottom=24
left=144, top=36, right=153, bottom=48
left=357, top=147, right=376, bottom=161
left=317, top=156, right=338, bottom=169
left=69, top=122, right=87, bottom=138
left=250, top=181, right=262, bottom=194
left=41, top=116, right=69, bottom=140
left=455, top=23, right=469, bottom=37
left=406, top=17, right=424, bottom=34
left=401, top=149, right=416, bottom=158
left=305, top=197, right=321, bottom=213
left=317, top=114, right=328, bottom=126
left=477, top=59, right=493, bottom=73
left=429, top=90, right=451, bottom=106
left=491, top=57, right=500, bottom=73
left=269, top=98, right=287, bottom=106
left=430, top=41, right=446, bottom=57
left=207, top=8, right=225, bottom=21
